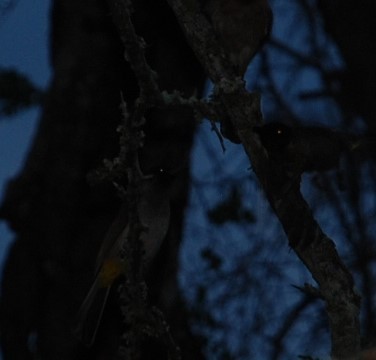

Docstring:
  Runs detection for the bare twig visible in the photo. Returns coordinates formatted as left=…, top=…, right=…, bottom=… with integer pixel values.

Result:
left=107, top=0, right=160, bottom=101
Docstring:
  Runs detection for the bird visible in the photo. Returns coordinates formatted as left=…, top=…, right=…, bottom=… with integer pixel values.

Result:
left=253, top=122, right=366, bottom=174
left=203, top=0, right=273, bottom=143
left=73, top=169, right=172, bottom=346
left=204, top=0, right=272, bottom=76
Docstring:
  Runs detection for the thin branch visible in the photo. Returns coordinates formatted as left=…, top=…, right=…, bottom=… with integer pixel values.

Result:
left=270, top=295, right=317, bottom=360
left=107, top=0, right=160, bottom=101
left=269, top=38, right=321, bottom=69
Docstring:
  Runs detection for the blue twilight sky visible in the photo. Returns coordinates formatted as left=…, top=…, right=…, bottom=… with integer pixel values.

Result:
left=0, top=0, right=51, bottom=276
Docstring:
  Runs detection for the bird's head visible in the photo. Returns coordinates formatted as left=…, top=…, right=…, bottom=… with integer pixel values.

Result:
left=253, top=122, right=292, bottom=152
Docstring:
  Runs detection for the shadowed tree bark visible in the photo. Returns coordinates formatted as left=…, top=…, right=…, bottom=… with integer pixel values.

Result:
left=0, top=0, right=205, bottom=359
left=317, top=0, right=376, bottom=129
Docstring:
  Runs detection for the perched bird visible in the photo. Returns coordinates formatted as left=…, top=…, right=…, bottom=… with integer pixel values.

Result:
left=204, top=0, right=272, bottom=75
left=253, top=122, right=365, bottom=174
left=73, top=169, right=172, bottom=346
left=203, top=0, right=272, bottom=143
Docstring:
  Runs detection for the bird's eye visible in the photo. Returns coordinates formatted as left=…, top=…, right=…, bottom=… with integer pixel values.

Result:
left=277, top=129, right=283, bottom=135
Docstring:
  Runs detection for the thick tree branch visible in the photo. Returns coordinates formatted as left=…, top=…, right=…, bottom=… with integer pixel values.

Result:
left=98, top=2, right=186, bottom=359
left=166, top=0, right=361, bottom=358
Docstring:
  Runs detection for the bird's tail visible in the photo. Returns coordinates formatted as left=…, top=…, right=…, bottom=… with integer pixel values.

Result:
left=72, top=275, right=112, bottom=347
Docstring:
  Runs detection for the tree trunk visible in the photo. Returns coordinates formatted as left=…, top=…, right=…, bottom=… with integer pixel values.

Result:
left=0, top=0, right=205, bottom=359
